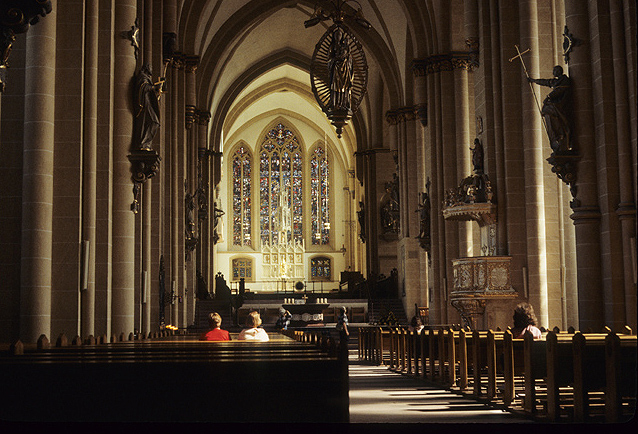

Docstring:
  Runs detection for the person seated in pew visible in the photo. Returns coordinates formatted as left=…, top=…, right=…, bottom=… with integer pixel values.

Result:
left=408, top=316, right=424, bottom=334
left=511, top=302, right=542, bottom=339
left=238, top=311, right=270, bottom=341
left=276, top=307, right=292, bottom=331
left=336, top=306, right=349, bottom=344
left=199, top=312, right=231, bottom=341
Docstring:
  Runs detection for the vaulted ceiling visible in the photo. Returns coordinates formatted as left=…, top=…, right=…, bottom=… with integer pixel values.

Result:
left=177, top=0, right=434, bottom=162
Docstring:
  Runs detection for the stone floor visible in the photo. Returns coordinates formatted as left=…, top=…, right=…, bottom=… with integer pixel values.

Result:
left=346, top=346, right=534, bottom=426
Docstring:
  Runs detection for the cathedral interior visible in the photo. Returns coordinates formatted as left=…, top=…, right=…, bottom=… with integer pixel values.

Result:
left=0, top=0, right=636, bottom=346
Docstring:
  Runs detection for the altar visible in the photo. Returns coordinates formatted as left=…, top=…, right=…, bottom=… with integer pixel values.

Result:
left=283, top=300, right=330, bottom=327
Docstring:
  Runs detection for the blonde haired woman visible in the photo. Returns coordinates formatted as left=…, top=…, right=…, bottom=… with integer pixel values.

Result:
left=238, top=311, right=269, bottom=341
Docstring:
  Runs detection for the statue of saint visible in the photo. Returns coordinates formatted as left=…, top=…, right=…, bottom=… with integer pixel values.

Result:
left=213, top=202, right=225, bottom=244
left=416, top=191, right=431, bottom=240
left=471, top=138, right=484, bottom=174
left=357, top=201, right=366, bottom=243
left=133, top=64, right=162, bottom=150
left=185, top=192, right=196, bottom=238
left=379, top=174, right=400, bottom=233
left=528, top=65, right=572, bottom=152
left=328, top=26, right=354, bottom=110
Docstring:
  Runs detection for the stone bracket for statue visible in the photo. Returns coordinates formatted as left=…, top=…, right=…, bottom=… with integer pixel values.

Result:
left=128, top=149, right=161, bottom=184
left=185, top=236, right=198, bottom=259
left=547, top=149, right=579, bottom=206
left=128, top=149, right=160, bottom=213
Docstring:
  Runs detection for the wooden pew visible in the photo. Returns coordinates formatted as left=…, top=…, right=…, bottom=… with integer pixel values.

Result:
left=605, top=331, right=637, bottom=422
left=0, top=334, right=349, bottom=423
left=572, top=331, right=637, bottom=422
left=356, top=323, right=636, bottom=423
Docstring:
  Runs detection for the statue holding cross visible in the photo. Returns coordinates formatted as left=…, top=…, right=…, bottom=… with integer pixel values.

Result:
left=510, top=46, right=573, bottom=153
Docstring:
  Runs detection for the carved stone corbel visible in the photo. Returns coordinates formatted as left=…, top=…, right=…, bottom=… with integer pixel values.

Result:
left=546, top=150, right=579, bottom=206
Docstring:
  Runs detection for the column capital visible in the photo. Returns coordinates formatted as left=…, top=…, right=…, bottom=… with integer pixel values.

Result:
left=386, top=106, right=419, bottom=125
left=411, top=38, right=479, bottom=77
left=195, top=109, right=211, bottom=125
left=183, top=54, right=200, bottom=73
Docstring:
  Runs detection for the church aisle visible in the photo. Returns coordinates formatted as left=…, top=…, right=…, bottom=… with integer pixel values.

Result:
left=347, top=362, right=532, bottom=424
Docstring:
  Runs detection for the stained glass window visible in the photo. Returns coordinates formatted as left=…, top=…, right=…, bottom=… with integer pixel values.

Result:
left=232, top=258, right=253, bottom=281
left=311, top=146, right=330, bottom=245
left=232, top=145, right=251, bottom=246
left=310, top=256, right=331, bottom=280
left=259, top=123, right=303, bottom=246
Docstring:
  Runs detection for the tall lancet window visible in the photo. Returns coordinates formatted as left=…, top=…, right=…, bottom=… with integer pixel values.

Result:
left=259, top=123, right=303, bottom=246
left=232, top=145, right=252, bottom=246
left=311, top=145, right=330, bottom=245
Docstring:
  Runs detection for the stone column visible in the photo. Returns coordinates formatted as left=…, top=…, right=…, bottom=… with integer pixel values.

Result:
left=454, top=68, right=473, bottom=257
left=363, top=151, right=379, bottom=278
left=428, top=71, right=445, bottom=324
left=440, top=70, right=460, bottom=323
left=81, top=0, right=99, bottom=338
left=487, top=0, right=507, bottom=256
left=20, top=2, right=57, bottom=343
left=184, top=55, right=198, bottom=328
left=111, top=0, right=137, bottom=337
left=610, top=0, right=637, bottom=330
left=170, top=61, right=180, bottom=327
left=413, top=71, right=429, bottom=310
left=520, top=0, right=549, bottom=326
left=177, top=62, right=187, bottom=328
left=197, top=112, right=211, bottom=293
left=140, top=0, right=154, bottom=336
left=565, top=0, right=604, bottom=331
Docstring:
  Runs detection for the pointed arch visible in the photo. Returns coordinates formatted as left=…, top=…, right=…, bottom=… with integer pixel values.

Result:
left=309, top=141, right=330, bottom=245
left=229, top=141, right=253, bottom=247
left=257, top=119, right=305, bottom=247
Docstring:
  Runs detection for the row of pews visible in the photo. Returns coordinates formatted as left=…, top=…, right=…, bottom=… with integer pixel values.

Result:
left=0, top=330, right=349, bottom=423
left=358, top=326, right=636, bottom=423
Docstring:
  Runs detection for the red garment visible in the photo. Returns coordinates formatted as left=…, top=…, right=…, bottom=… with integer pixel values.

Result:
left=199, top=328, right=231, bottom=341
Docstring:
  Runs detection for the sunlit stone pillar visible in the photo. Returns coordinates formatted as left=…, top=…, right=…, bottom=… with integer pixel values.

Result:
left=81, top=0, right=99, bottom=338
left=111, top=0, right=137, bottom=337
left=520, top=0, right=549, bottom=326
left=20, top=2, right=57, bottom=343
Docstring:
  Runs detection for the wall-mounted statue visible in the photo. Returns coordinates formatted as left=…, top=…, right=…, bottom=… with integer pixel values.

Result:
left=133, top=64, right=162, bottom=151
left=417, top=192, right=430, bottom=241
left=212, top=201, right=225, bottom=244
left=185, top=192, right=196, bottom=239
left=380, top=173, right=400, bottom=234
left=471, top=138, right=484, bottom=174
left=357, top=200, right=366, bottom=243
left=528, top=65, right=572, bottom=153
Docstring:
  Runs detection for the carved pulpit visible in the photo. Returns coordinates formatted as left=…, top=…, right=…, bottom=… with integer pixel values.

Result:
left=442, top=139, right=517, bottom=328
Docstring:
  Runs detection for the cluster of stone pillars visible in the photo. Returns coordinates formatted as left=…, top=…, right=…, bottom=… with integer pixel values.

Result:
left=371, top=0, right=636, bottom=331
left=2, top=0, right=221, bottom=343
